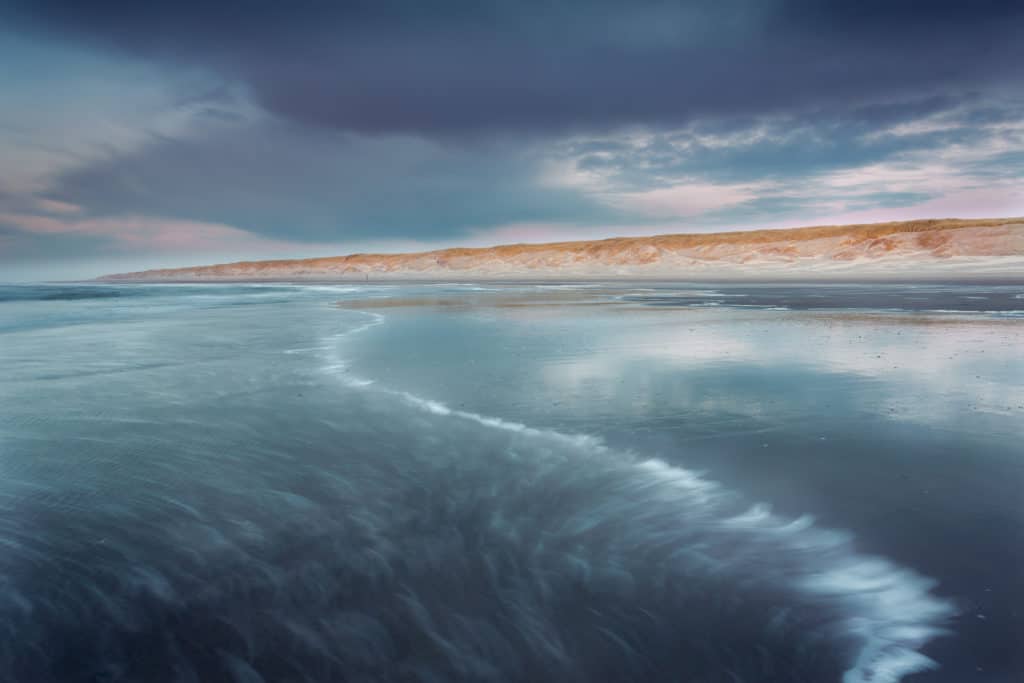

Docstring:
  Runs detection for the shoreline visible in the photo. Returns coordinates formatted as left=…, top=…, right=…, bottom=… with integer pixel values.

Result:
left=97, top=218, right=1024, bottom=283
left=88, top=274, right=1024, bottom=285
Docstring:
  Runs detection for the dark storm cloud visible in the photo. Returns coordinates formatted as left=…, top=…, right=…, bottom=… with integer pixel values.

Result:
left=4, top=0, right=1022, bottom=135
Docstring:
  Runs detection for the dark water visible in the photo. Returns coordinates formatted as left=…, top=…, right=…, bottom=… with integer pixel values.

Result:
left=1, top=281, right=1022, bottom=682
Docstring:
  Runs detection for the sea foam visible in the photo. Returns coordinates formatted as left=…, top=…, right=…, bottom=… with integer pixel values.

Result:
left=318, top=310, right=955, bottom=683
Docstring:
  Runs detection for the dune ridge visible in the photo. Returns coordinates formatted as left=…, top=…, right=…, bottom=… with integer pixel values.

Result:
left=100, top=218, right=1024, bottom=281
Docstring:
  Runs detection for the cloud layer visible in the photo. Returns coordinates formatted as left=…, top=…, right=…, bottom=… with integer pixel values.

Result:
left=0, top=1, right=1022, bottom=278
left=8, top=0, right=1023, bottom=134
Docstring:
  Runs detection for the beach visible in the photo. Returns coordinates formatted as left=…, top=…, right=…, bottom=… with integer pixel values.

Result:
left=1, top=281, right=1022, bottom=682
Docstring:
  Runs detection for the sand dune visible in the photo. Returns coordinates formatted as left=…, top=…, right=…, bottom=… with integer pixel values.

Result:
left=101, top=218, right=1024, bottom=281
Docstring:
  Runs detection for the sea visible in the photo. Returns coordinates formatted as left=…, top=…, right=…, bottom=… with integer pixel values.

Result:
left=1, top=281, right=1022, bottom=683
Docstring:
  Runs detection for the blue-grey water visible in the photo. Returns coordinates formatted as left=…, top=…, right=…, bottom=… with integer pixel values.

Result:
left=1, top=281, right=1022, bottom=683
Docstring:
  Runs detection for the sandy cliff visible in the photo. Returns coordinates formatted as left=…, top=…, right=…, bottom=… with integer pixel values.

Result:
left=101, top=218, right=1024, bottom=281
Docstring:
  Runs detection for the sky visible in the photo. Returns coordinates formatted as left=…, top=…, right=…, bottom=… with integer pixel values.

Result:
left=1, top=1, right=1022, bottom=280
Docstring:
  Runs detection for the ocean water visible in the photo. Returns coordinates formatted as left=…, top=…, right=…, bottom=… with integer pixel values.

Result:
left=1, top=281, right=1022, bottom=683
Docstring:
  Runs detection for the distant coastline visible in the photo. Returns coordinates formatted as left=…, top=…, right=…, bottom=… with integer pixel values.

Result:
left=100, top=218, right=1024, bottom=282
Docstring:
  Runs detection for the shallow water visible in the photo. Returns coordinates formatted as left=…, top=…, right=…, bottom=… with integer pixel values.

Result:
left=1, top=281, right=1022, bottom=682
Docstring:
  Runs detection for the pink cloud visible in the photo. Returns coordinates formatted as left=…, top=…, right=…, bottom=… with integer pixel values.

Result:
left=34, top=199, right=83, bottom=215
left=607, top=181, right=767, bottom=218
left=772, top=186, right=1024, bottom=230
left=0, top=211, right=300, bottom=254
left=462, top=222, right=660, bottom=246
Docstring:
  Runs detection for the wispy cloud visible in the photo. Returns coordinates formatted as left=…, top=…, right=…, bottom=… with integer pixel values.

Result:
left=0, top=211, right=284, bottom=252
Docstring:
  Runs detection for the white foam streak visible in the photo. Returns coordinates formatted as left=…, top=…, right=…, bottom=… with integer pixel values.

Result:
left=321, top=309, right=954, bottom=683
left=396, top=392, right=603, bottom=450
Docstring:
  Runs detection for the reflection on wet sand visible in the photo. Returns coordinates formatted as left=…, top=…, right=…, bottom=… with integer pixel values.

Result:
left=336, top=291, right=614, bottom=309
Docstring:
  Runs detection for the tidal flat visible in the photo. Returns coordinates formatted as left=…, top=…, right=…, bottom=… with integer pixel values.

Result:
left=1, top=281, right=1022, bottom=682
